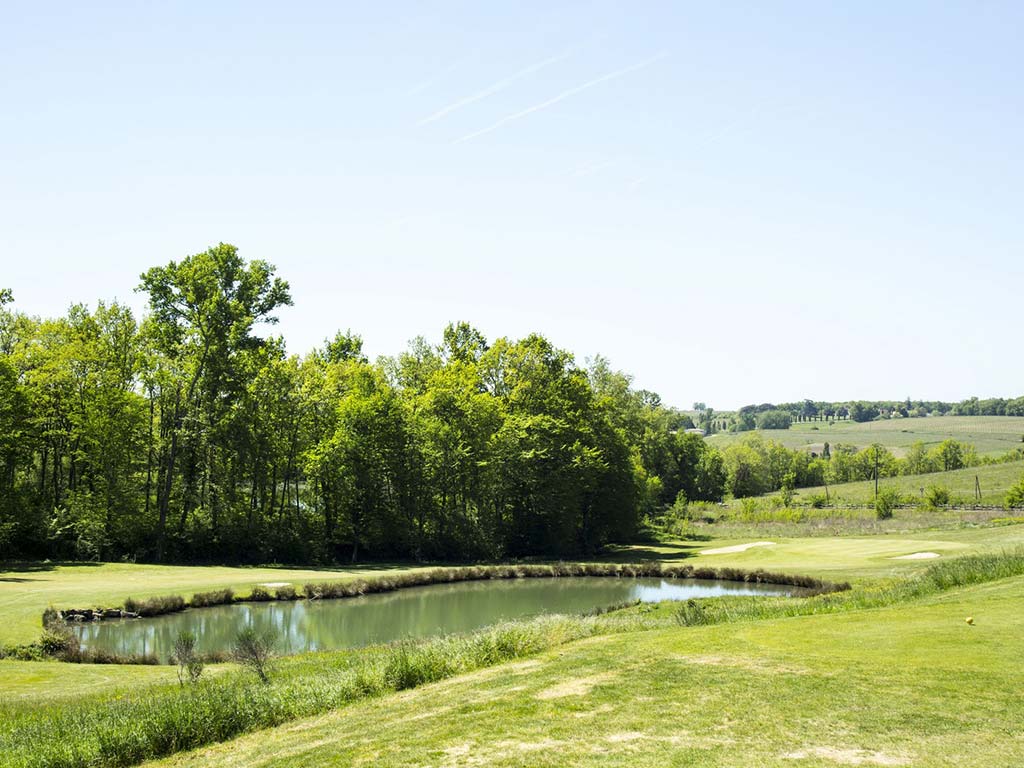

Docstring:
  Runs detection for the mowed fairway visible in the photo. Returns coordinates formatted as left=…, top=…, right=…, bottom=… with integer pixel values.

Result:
left=146, top=575, right=1024, bottom=768
left=707, top=415, right=1024, bottom=456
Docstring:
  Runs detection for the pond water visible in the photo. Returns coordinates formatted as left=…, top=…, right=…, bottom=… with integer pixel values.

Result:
left=73, top=577, right=800, bottom=659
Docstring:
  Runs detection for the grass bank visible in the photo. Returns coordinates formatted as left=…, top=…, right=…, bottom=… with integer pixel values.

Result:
left=154, top=572, right=1024, bottom=767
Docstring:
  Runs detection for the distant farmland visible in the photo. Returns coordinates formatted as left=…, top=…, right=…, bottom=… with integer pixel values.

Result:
left=706, top=415, right=1024, bottom=457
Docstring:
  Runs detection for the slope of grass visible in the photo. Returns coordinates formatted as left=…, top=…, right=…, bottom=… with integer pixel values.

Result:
left=144, top=572, right=1024, bottom=768
left=707, top=415, right=1024, bottom=456
left=788, top=458, right=1024, bottom=507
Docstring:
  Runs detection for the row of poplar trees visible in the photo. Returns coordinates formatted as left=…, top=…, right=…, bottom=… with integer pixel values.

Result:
left=0, top=244, right=726, bottom=564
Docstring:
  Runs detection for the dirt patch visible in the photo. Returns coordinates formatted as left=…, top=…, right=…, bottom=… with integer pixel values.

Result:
left=784, top=747, right=912, bottom=765
left=700, top=541, right=775, bottom=555
left=536, top=673, right=614, bottom=700
left=890, top=552, right=940, bottom=560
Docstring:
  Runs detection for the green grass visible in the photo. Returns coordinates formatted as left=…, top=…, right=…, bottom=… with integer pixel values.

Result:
left=786, top=458, right=1024, bottom=507
left=707, top=415, right=1024, bottom=456
left=138, top=565, right=1024, bottom=767
left=4, top=552, right=1023, bottom=768
left=0, top=660, right=179, bottom=702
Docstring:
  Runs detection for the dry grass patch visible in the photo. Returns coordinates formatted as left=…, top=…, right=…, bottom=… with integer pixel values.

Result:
left=535, top=672, right=615, bottom=700
left=783, top=746, right=913, bottom=765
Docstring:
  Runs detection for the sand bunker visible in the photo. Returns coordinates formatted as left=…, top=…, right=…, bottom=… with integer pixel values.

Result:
left=259, top=582, right=292, bottom=588
left=890, top=552, right=940, bottom=560
left=700, top=541, right=775, bottom=555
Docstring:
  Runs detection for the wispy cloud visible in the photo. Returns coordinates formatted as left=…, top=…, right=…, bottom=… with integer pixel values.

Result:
left=453, top=52, right=668, bottom=145
left=417, top=50, right=573, bottom=126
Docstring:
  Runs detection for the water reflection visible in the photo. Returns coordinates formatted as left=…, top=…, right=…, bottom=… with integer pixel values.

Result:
left=73, top=577, right=799, bottom=659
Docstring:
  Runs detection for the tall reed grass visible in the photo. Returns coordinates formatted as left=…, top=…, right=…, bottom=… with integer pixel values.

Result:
left=303, top=562, right=847, bottom=601
left=0, top=613, right=627, bottom=768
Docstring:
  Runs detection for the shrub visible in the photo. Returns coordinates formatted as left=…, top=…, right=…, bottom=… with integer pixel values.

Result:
left=124, top=594, right=186, bottom=617
left=874, top=486, right=901, bottom=519
left=275, top=585, right=298, bottom=600
left=924, top=485, right=951, bottom=511
left=172, top=630, right=204, bottom=684
left=246, top=586, right=273, bottom=602
left=1006, top=475, right=1024, bottom=508
left=39, top=627, right=78, bottom=658
left=233, top=626, right=277, bottom=684
left=190, top=589, right=234, bottom=608
left=807, top=493, right=828, bottom=509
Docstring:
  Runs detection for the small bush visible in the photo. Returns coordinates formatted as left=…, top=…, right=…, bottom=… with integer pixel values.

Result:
left=190, top=589, right=234, bottom=608
left=875, top=487, right=901, bottom=519
left=1006, top=475, right=1024, bottom=508
left=233, top=626, right=277, bottom=684
left=39, top=626, right=79, bottom=658
left=246, top=586, right=273, bottom=602
left=924, top=485, right=951, bottom=511
left=172, top=630, right=204, bottom=684
left=274, top=584, right=298, bottom=600
left=124, top=594, right=186, bottom=617
left=41, top=606, right=61, bottom=629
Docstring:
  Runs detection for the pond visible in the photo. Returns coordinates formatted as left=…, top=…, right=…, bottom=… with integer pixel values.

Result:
left=73, top=577, right=801, bottom=659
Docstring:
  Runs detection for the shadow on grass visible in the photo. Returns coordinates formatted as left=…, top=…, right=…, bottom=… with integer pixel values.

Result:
left=0, top=560, right=107, bottom=574
left=600, top=541, right=703, bottom=563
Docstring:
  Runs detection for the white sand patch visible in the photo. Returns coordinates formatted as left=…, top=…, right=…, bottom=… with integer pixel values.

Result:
left=258, top=582, right=292, bottom=588
left=701, top=541, right=775, bottom=555
left=890, top=552, right=940, bottom=560
left=784, top=747, right=911, bottom=765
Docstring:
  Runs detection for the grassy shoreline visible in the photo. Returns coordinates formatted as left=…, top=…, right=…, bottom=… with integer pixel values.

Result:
left=5, top=562, right=847, bottom=666
left=2, top=550, right=1022, bottom=768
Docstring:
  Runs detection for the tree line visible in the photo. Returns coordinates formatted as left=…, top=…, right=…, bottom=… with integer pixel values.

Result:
left=725, top=395, right=1024, bottom=431
left=4, top=245, right=1020, bottom=564
left=0, top=244, right=726, bottom=564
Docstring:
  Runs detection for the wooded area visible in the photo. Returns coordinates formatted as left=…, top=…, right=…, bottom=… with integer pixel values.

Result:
left=0, top=244, right=725, bottom=563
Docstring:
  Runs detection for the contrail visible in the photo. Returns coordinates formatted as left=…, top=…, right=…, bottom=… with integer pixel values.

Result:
left=406, top=56, right=472, bottom=97
left=453, top=52, right=668, bottom=145
left=417, top=50, right=573, bottom=126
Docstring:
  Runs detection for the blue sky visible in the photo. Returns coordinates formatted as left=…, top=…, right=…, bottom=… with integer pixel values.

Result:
left=2, top=1, right=1021, bottom=409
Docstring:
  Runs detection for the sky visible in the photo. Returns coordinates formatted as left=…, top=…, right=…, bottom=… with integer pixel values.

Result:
left=1, top=1, right=1022, bottom=410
